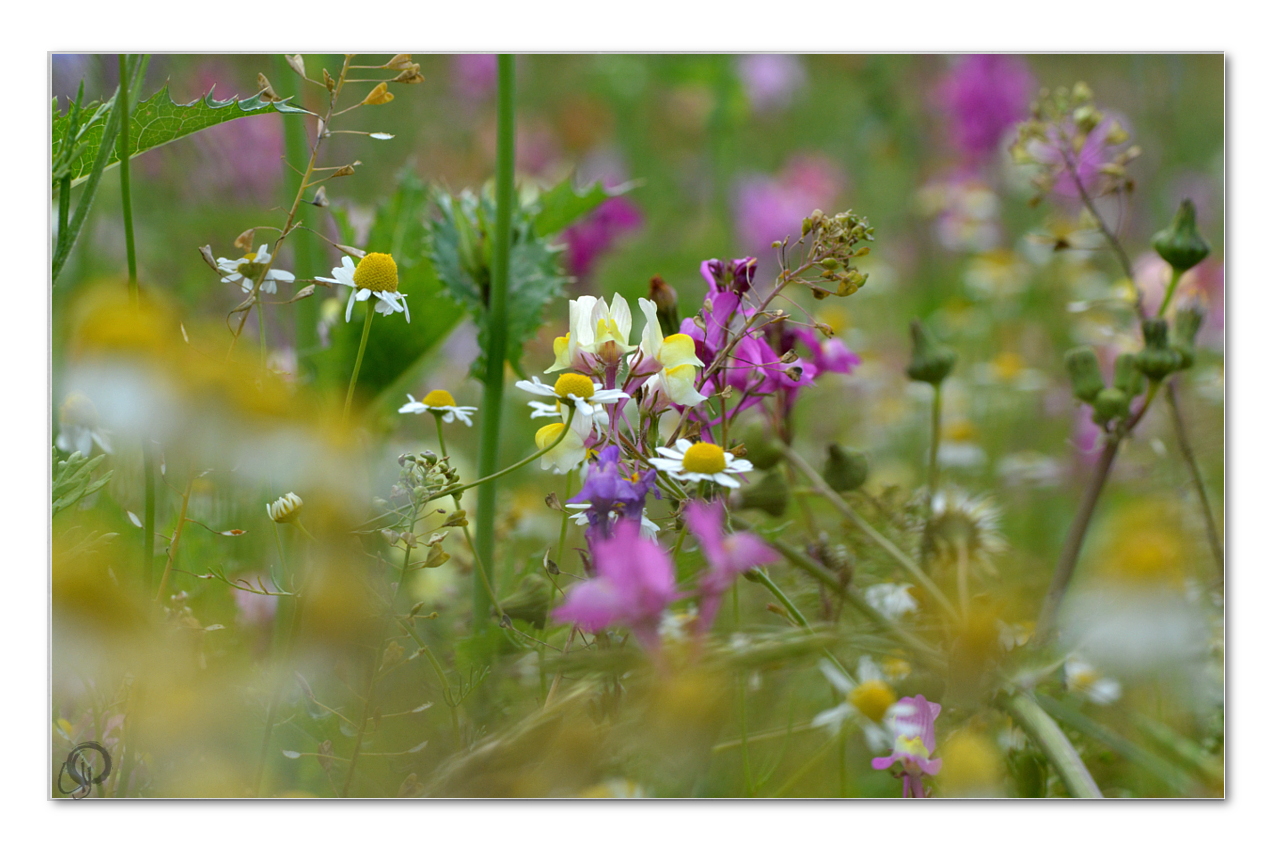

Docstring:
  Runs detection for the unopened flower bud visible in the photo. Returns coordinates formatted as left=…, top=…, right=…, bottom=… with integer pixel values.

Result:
left=1112, top=353, right=1145, bottom=400
left=740, top=422, right=784, bottom=469
left=735, top=468, right=790, bottom=517
left=267, top=492, right=304, bottom=524
left=822, top=444, right=869, bottom=493
left=906, top=319, right=957, bottom=385
left=1091, top=388, right=1129, bottom=426
left=648, top=275, right=682, bottom=338
left=1152, top=199, right=1211, bottom=273
left=1172, top=300, right=1205, bottom=370
left=1064, top=347, right=1105, bottom=403
left=1135, top=319, right=1182, bottom=381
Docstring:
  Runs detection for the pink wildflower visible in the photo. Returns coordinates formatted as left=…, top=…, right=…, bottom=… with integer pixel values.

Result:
left=684, top=500, right=779, bottom=632
left=935, top=54, right=1035, bottom=162
left=551, top=521, right=677, bottom=650
left=871, top=695, right=943, bottom=798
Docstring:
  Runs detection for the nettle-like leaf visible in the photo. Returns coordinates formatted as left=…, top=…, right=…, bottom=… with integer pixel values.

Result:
left=428, top=188, right=570, bottom=381
left=52, top=83, right=309, bottom=188
left=532, top=177, right=627, bottom=238
left=316, top=170, right=465, bottom=406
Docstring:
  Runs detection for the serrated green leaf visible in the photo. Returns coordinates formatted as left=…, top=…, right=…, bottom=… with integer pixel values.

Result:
left=52, top=83, right=308, bottom=189
left=531, top=177, right=621, bottom=237
left=428, top=188, right=568, bottom=381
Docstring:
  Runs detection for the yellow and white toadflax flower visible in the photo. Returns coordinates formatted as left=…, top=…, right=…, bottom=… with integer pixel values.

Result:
left=217, top=244, right=296, bottom=294
left=649, top=439, right=752, bottom=488
left=267, top=492, right=304, bottom=524
left=545, top=294, right=637, bottom=373
left=317, top=253, right=409, bottom=322
left=636, top=297, right=707, bottom=407
left=516, top=372, right=629, bottom=439
left=534, top=422, right=586, bottom=475
left=398, top=390, right=478, bottom=426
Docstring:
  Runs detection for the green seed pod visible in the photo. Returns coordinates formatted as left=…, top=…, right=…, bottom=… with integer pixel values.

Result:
left=906, top=319, right=957, bottom=385
left=740, top=422, right=784, bottom=470
left=1112, top=353, right=1145, bottom=399
left=1135, top=319, right=1182, bottom=381
left=496, top=573, right=552, bottom=629
left=822, top=444, right=870, bottom=493
left=1092, top=388, right=1129, bottom=426
left=648, top=276, right=682, bottom=339
left=1171, top=301, right=1205, bottom=370
left=1064, top=346, right=1105, bottom=403
left=736, top=468, right=790, bottom=517
left=1152, top=199, right=1211, bottom=272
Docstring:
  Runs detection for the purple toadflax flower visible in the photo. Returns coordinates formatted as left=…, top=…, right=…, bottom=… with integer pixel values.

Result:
left=934, top=54, right=1035, bottom=162
left=564, top=446, right=660, bottom=540
left=871, top=694, right=943, bottom=798
left=551, top=520, right=678, bottom=650
left=684, top=500, right=779, bottom=632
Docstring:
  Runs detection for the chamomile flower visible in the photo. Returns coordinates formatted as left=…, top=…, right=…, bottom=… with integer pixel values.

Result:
left=515, top=373, right=629, bottom=439
left=398, top=390, right=477, bottom=426
left=565, top=503, right=661, bottom=539
left=1064, top=654, right=1122, bottom=705
left=217, top=244, right=296, bottom=294
left=55, top=391, right=112, bottom=456
left=813, top=657, right=898, bottom=750
left=267, top=492, right=304, bottom=524
left=864, top=583, right=920, bottom=621
left=317, top=253, right=409, bottom=322
left=649, top=439, right=753, bottom=489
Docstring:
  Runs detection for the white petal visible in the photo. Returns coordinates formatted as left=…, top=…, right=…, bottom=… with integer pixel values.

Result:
left=654, top=446, right=684, bottom=460
left=819, top=658, right=857, bottom=693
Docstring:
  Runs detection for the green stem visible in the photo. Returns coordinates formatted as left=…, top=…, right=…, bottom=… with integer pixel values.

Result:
left=925, top=382, right=942, bottom=509
left=997, top=691, right=1103, bottom=798
left=434, top=415, right=497, bottom=619
left=117, top=54, right=138, bottom=302
left=277, top=54, right=321, bottom=363
left=396, top=616, right=461, bottom=746
left=1157, top=267, right=1184, bottom=319
left=342, top=302, right=375, bottom=422
left=473, top=54, right=516, bottom=632
left=142, top=444, right=156, bottom=591
left=153, top=472, right=192, bottom=601
left=253, top=527, right=307, bottom=797
left=780, top=445, right=958, bottom=621
left=1164, top=380, right=1224, bottom=576
left=432, top=423, right=567, bottom=504
left=751, top=567, right=853, bottom=682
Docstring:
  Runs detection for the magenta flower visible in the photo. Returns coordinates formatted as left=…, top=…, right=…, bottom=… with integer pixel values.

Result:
left=736, top=55, right=805, bottom=114
left=684, top=500, right=779, bottom=632
left=452, top=53, right=498, bottom=100
left=563, top=196, right=644, bottom=280
left=934, top=54, right=1035, bottom=162
left=871, top=695, right=943, bottom=798
left=735, top=155, right=844, bottom=254
left=551, top=520, right=677, bottom=650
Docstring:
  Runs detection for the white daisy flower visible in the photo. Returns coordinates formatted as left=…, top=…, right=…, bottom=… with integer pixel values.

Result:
left=1064, top=654, right=1122, bottom=705
left=648, top=438, right=752, bottom=489
left=515, top=373, right=629, bottom=439
left=864, top=582, right=920, bottom=621
left=398, top=390, right=477, bottom=426
left=317, top=253, right=409, bottom=323
left=55, top=391, right=112, bottom=456
left=216, top=244, right=296, bottom=294
left=267, top=491, right=304, bottom=524
left=812, top=657, right=899, bottom=750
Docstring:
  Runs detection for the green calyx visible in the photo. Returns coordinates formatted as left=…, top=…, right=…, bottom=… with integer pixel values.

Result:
left=1152, top=199, right=1211, bottom=273
left=822, top=444, right=870, bottom=493
left=1064, top=347, right=1105, bottom=403
left=906, top=319, right=957, bottom=385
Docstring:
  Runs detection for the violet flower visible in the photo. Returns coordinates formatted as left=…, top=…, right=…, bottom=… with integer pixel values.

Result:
left=452, top=53, right=498, bottom=100
left=871, top=695, right=943, bottom=798
left=736, top=54, right=805, bottom=114
left=684, top=500, right=779, bottom=632
left=563, top=196, right=644, bottom=280
left=934, top=54, right=1035, bottom=162
left=565, top=445, right=659, bottom=540
left=551, top=520, right=678, bottom=650
left=735, top=155, right=844, bottom=255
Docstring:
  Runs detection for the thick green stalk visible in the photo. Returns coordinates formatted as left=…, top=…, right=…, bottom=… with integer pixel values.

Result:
left=998, top=691, right=1103, bottom=798
left=117, top=54, right=138, bottom=302
left=1165, top=380, right=1224, bottom=575
left=473, top=55, right=516, bottom=630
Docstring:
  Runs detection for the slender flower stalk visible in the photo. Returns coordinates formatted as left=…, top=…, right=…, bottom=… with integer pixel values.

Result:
left=342, top=302, right=375, bottom=422
left=473, top=54, right=516, bottom=630
left=998, top=691, right=1103, bottom=798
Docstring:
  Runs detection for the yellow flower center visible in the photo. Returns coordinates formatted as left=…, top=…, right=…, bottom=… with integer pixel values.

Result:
left=422, top=389, right=457, bottom=408
left=848, top=680, right=896, bottom=722
left=535, top=422, right=567, bottom=449
left=682, top=442, right=727, bottom=474
left=553, top=373, right=596, bottom=400
left=353, top=252, right=399, bottom=293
